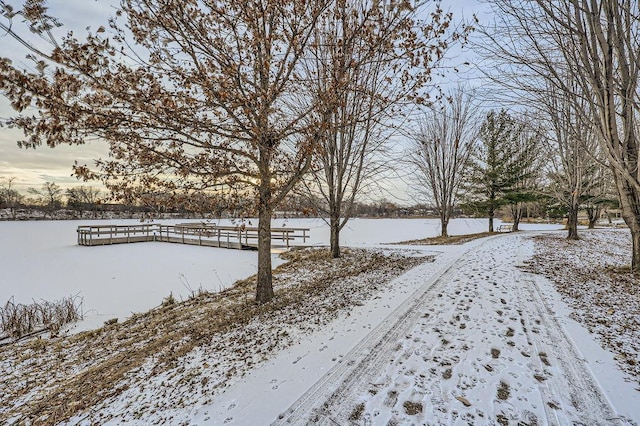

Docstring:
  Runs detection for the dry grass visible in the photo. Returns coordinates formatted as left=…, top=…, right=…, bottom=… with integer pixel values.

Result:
left=0, top=295, right=83, bottom=340
left=497, top=381, right=510, bottom=400
left=0, top=247, right=430, bottom=425
left=349, top=403, right=365, bottom=421
left=395, top=232, right=495, bottom=246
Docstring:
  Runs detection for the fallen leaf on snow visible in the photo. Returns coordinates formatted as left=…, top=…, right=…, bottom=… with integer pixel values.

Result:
left=456, top=396, right=472, bottom=407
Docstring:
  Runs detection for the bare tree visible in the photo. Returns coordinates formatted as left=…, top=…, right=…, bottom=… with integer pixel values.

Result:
left=0, top=177, right=23, bottom=219
left=481, top=0, right=640, bottom=270
left=66, top=185, right=102, bottom=218
left=300, top=1, right=464, bottom=257
left=27, top=181, right=62, bottom=217
left=409, top=88, right=478, bottom=237
left=541, top=82, right=601, bottom=239
left=582, top=164, right=617, bottom=229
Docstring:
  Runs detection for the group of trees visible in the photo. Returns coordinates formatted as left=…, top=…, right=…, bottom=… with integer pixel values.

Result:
left=0, top=0, right=471, bottom=302
left=409, top=98, right=595, bottom=238
left=410, top=1, right=637, bottom=248
left=0, top=179, right=106, bottom=217
left=2, top=0, right=639, bottom=303
left=474, top=0, right=640, bottom=271
left=409, top=92, right=620, bottom=239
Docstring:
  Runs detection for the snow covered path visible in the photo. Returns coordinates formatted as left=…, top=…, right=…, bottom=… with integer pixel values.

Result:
left=271, top=233, right=621, bottom=424
left=264, top=233, right=636, bottom=425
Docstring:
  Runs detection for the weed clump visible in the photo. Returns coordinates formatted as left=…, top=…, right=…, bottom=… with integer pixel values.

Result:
left=0, top=295, right=83, bottom=339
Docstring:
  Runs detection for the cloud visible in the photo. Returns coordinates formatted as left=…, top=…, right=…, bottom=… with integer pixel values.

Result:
left=0, top=123, right=108, bottom=191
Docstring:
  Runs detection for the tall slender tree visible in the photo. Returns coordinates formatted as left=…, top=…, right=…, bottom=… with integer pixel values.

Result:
left=300, top=1, right=465, bottom=258
left=542, top=82, right=601, bottom=239
left=410, top=88, right=478, bottom=237
left=580, top=164, right=617, bottom=230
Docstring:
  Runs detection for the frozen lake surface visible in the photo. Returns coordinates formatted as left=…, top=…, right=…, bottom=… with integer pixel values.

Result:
left=0, top=217, right=562, bottom=332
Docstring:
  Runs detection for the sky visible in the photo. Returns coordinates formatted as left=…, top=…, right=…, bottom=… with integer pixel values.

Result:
left=0, top=0, right=491, bottom=199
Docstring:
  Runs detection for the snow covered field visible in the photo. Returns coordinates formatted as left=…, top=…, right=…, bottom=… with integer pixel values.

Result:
left=4, top=219, right=639, bottom=425
left=0, top=217, right=557, bottom=333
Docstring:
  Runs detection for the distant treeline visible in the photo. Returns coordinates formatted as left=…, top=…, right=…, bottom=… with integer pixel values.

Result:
left=1, top=179, right=613, bottom=222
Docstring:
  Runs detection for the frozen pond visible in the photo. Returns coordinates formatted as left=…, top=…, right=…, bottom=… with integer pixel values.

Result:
left=0, top=217, right=562, bottom=332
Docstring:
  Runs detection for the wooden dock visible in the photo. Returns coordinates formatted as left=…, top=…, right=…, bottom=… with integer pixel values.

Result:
left=77, top=223, right=310, bottom=250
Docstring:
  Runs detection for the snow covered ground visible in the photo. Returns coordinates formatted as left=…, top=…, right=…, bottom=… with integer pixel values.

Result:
left=0, top=217, right=555, bottom=333
left=204, top=231, right=640, bottom=426
left=3, top=219, right=638, bottom=425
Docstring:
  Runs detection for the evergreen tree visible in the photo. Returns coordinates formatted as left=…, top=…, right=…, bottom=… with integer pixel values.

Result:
left=502, top=121, right=542, bottom=231
left=463, top=110, right=538, bottom=232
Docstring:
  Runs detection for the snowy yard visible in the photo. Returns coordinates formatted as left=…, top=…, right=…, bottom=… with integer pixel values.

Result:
left=2, top=219, right=639, bottom=425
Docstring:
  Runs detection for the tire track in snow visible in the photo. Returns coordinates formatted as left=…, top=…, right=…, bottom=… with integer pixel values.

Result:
left=272, top=236, right=501, bottom=425
left=513, top=236, right=626, bottom=425
left=273, top=233, right=624, bottom=425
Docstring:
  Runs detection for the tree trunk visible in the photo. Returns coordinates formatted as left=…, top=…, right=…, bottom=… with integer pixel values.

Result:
left=615, top=178, right=640, bottom=272
left=488, top=206, right=495, bottom=233
left=604, top=209, right=613, bottom=224
left=256, top=178, right=274, bottom=304
left=440, top=214, right=449, bottom=238
left=586, top=206, right=599, bottom=229
left=511, top=203, right=522, bottom=231
left=566, top=203, right=579, bottom=240
left=330, top=211, right=341, bottom=259
left=631, top=226, right=640, bottom=273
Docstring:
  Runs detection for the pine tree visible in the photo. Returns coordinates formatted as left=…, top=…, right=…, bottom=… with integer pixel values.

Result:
left=463, top=110, right=538, bottom=232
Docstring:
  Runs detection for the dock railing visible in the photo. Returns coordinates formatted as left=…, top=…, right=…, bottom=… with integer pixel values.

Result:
left=76, top=224, right=156, bottom=246
left=77, top=223, right=309, bottom=249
